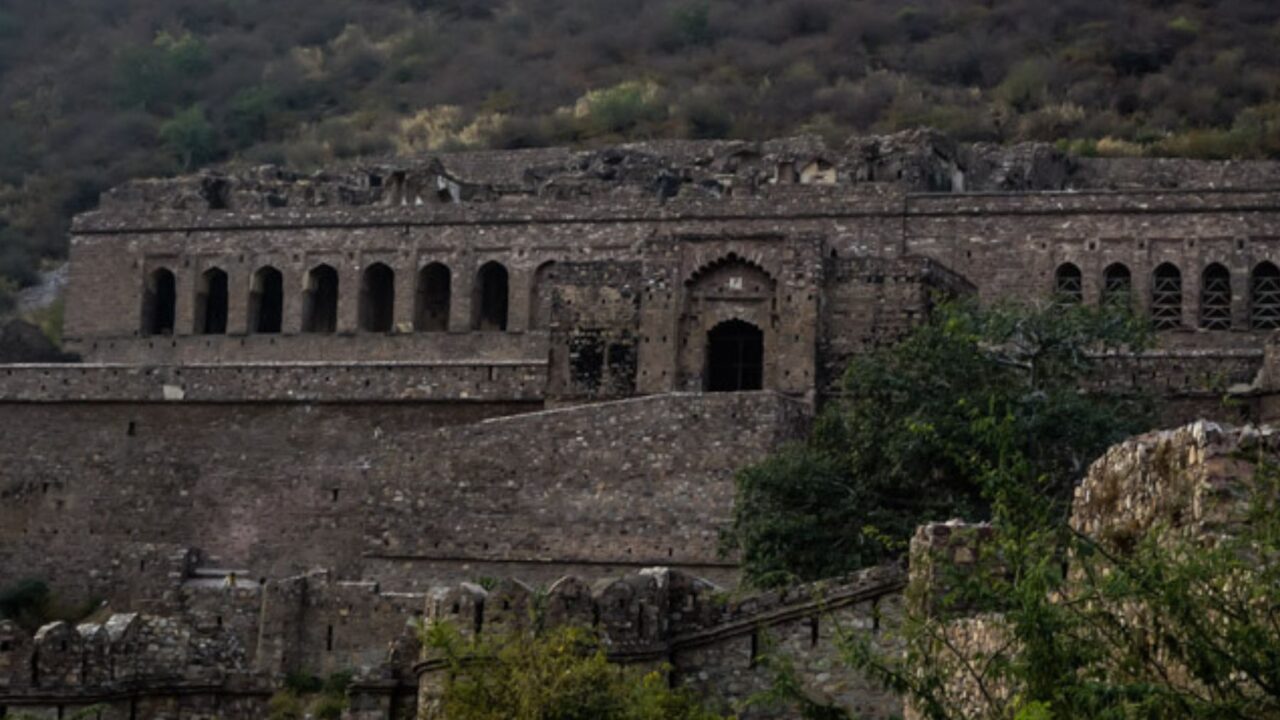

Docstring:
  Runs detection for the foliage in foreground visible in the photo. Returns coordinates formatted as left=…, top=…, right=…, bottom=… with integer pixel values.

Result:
left=266, top=671, right=352, bottom=720
left=839, top=425, right=1280, bottom=720
left=423, top=622, right=730, bottom=720
left=724, top=299, right=1156, bottom=587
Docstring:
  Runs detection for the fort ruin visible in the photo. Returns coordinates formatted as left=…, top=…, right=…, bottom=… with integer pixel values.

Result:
left=4, top=130, right=1280, bottom=717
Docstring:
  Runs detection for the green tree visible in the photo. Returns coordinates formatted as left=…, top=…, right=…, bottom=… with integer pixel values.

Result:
left=160, top=105, right=219, bottom=170
left=724, top=299, right=1155, bottom=588
left=226, top=86, right=281, bottom=149
left=424, top=622, right=729, bottom=720
left=113, top=32, right=211, bottom=112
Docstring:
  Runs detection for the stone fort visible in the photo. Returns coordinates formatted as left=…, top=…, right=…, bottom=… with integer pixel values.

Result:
left=4, top=130, right=1280, bottom=718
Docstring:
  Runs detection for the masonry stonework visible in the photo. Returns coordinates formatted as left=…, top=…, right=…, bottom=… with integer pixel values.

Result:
left=5, top=132, right=1280, bottom=717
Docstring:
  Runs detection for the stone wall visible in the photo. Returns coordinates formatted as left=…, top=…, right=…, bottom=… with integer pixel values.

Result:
left=414, top=564, right=908, bottom=719
left=0, top=391, right=808, bottom=607
left=0, top=361, right=546, bottom=403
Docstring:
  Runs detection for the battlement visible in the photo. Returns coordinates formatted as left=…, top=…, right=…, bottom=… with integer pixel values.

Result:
left=0, top=612, right=253, bottom=698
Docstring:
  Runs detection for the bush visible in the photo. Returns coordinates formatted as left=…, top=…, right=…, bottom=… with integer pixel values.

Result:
left=841, top=432, right=1280, bottom=720
left=575, top=81, right=668, bottom=139
left=0, top=579, right=50, bottom=630
left=426, top=623, right=729, bottom=719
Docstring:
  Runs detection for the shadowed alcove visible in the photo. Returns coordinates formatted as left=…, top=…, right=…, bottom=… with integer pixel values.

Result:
left=705, top=319, right=763, bottom=392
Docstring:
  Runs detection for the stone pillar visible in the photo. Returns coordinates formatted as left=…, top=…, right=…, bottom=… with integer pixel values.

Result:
left=452, top=263, right=474, bottom=333
left=283, top=264, right=304, bottom=335
left=174, top=264, right=195, bottom=337
left=228, top=264, right=251, bottom=335
left=394, top=261, right=417, bottom=334
left=338, top=261, right=360, bottom=334
left=507, top=266, right=532, bottom=333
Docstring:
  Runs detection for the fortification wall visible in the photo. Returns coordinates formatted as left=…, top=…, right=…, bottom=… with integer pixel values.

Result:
left=0, top=391, right=808, bottom=607
left=0, top=361, right=545, bottom=402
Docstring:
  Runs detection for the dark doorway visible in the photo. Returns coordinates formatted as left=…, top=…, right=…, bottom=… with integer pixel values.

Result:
left=249, top=266, right=284, bottom=334
left=195, top=268, right=228, bottom=334
left=473, top=261, right=509, bottom=331
left=302, top=264, right=340, bottom=334
left=706, top=320, right=763, bottom=392
left=142, top=268, right=176, bottom=336
left=415, top=263, right=451, bottom=332
left=359, top=263, right=395, bottom=332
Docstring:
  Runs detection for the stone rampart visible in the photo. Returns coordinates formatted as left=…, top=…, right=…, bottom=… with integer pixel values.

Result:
left=0, top=392, right=809, bottom=607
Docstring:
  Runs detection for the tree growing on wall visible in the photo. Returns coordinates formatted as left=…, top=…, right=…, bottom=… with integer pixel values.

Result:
left=723, top=299, right=1157, bottom=588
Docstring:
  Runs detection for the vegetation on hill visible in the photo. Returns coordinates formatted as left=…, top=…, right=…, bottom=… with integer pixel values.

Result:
left=723, top=299, right=1157, bottom=588
left=1, top=0, right=1280, bottom=307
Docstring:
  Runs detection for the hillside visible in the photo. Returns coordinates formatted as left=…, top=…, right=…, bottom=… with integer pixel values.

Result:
left=1, top=0, right=1279, bottom=308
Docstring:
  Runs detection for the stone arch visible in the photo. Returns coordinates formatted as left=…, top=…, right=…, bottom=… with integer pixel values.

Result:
left=249, top=266, right=284, bottom=334
left=529, top=261, right=558, bottom=330
left=1102, top=263, right=1132, bottom=307
left=1053, top=262, right=1083, bottom=305
left=359, top=262, right=395, bottom=332
left=680, top=253, right=777, bottom=392
left=1200, top=263, right=1232, bottom=330
left=415, top=263, right=451, bottom=332
left=1251, top=261, right=1280, bottom=330
left=194, top=267, right=229, bottom=335
left=302, top=264, right=339, bottom=334
left=141, top=268, right=176, bottom=336
left=1151, top=262, right=1183, bottom=330
left=706, top=319, right=764, bottom=392
left=472, top=261, right=509, bottom=331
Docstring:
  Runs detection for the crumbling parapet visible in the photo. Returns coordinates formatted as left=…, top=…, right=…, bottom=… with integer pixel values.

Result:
left=907, top=521, right=1001, bottom=620
left=1071, top=421, right=1272, bottom=548
left=414, top=565, right=906, bottom=719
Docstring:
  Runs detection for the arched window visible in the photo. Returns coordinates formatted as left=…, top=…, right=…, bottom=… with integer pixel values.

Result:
left=359, top=263, right=395, bottom=332
left=472, top=261, right=509, bottom=331
left=1102, top=263, right=1132, bottom=307
left=415, top=263, right=451, bottom=332
left=706, top=319, right=764, bottom=392
left=141, top=268, right=176, bottom=336
left=1053, top=263, right=1083, bottom=305
left=1200, top=264, right=1231, bottom=330
left=302, top=264, right=339, bottom=334
left=1151, top=263, right=1183, bottom=330
left=194, top=268, right=228, bottom=335
left=249, top=266, right=284, bottom=334
left=529, top=261, right=557, bottom=330
left=1251, top=261, right=1280, bottom=330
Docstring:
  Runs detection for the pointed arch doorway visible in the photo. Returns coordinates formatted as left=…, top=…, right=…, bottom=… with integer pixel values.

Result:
left=705, top=319, right=764, bottom=392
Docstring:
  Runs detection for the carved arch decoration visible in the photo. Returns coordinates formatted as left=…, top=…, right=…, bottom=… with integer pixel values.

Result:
left=684, top=252, right=777, bottom=291
left=678, top=252, right=779, bottom=392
